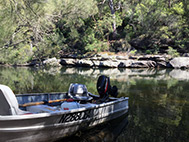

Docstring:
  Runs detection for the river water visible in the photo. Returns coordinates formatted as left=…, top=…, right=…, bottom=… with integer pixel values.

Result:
left=0, top=66, right=188, bottom=142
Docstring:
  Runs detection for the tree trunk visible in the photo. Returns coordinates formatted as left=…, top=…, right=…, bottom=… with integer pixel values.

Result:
left=168, top=0, right=171, bottom=8
left=108, top=0, right=117, bottom=38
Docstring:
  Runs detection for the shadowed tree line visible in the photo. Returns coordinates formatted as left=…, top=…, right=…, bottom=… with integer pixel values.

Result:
left=0, top=0, right=188, bottom=64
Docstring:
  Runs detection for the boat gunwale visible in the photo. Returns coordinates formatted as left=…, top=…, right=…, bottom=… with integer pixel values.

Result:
left=0, top=94, right=129, bottom=120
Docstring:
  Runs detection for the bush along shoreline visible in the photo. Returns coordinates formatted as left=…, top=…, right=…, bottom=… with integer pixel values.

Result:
left=22, top=53, right=189, bottom=69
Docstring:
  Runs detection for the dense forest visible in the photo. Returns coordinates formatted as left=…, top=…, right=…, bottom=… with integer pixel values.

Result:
left=0, top=0, right=188, bottom=64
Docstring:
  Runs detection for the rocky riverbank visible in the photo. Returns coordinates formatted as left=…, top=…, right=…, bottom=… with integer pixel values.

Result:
left=40, top=54, right=189, bottom=69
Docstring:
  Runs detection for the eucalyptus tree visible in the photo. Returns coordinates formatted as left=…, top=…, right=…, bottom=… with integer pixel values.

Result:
left=0, top=0, right=47, bottom=63
left=44, top=0, right=98, bottom=53
left=0, top=0, right=46, bottom=47
left=0, top=0, right=188, bottom=64
left=119, top=0, right=188, bottom=52
left=0, top=0, right=98, bottom=63
left=96, top=0, right=123, bottom=38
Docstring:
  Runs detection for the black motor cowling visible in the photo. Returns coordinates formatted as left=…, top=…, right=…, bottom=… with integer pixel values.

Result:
left=97, top=75, right=118, bottom=99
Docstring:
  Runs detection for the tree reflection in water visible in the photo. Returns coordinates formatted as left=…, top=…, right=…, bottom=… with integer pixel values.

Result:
left=117, top=79, right=189, bottom=142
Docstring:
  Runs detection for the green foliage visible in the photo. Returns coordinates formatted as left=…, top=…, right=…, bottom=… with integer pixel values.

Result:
left=145, top=50, right=152, bottom=54
left=0, top=44, right=35, bottom=64
left=168, top=46, right=180, bottom=57
left=171, top=2, right=184, bottom=15
left=0, top=0, right=188, bottom=64
left=121, top=0, right=188, bottom=52
left=129, top=49, right=137, bottom=55
left=0, top=1, right=17, bottom=47
left=82, top=27, right=108, bottom=52
left=159, top=26, right=172, bottom=39
left=85, top=40, right=108, bottom=52
left=34, top=37, right=62, bottom=59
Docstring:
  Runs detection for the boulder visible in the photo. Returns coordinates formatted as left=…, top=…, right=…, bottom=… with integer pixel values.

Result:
left=183, top=53, right=189, bottom=57
left=98, top=60, right=119, bottom=68
left=42, top=57, right=61, bottom=67
left=169, top=57, right=189, bottom=68
left=116, top=55, right=129, bottom=60
left=76, top=59, right=94, bottom=67
left=118, top=60, right=157, bottom=68
left=60, top=58, right=76, bottom=66
left=129, top=55, right=171, bottom=68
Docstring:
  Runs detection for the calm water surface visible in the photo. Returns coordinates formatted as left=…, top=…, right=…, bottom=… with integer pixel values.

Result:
left=0, top=66, right=188, bottom=142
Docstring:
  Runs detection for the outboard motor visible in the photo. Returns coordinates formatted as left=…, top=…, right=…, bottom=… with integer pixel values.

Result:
left=97, top=75, right=118, bottom=100
left=68, top=83, right=92, bottom=102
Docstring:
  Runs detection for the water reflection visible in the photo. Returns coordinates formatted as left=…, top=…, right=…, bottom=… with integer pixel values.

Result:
left=123, top=79, right=189, bottom=142
left=60, top=67, right=189, bottom=81
left=0, top=66, right=188, bottom=142
left=58, top=114, right=128, bottom=142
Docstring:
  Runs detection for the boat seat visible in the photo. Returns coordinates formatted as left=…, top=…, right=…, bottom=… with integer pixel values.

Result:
left=0, top=85, right=25, bottom=115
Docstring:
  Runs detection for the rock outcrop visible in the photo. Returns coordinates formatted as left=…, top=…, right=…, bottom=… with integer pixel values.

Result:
left=60, top=54, right=170, bottom=68
left=169, top=57, right=189, bottom=69
left=42, top=57, right=61, bottom=67
left=39, top=54, right=189, bottom=69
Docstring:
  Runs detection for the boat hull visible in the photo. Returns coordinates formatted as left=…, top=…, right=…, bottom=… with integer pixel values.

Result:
left=0, top=97, right=128, bottom=142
